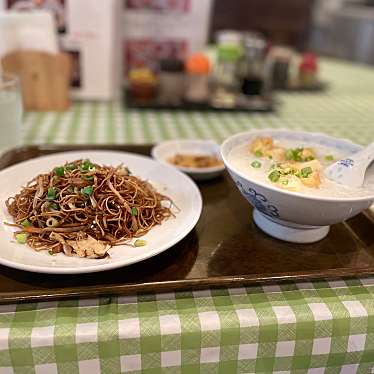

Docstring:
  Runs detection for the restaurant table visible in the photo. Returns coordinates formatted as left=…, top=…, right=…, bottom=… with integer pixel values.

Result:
left=1, top=58, right=374, bottom=374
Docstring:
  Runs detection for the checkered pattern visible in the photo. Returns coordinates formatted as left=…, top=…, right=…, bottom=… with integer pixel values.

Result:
left=0, top=280, right=374, bottom=373
left=21, top=58, right=374, bottom=147
left=0, top=58, right=374, bottom=373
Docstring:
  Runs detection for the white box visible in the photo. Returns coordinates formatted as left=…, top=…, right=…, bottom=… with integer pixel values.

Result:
left=65, top=0, right=122, bottom=100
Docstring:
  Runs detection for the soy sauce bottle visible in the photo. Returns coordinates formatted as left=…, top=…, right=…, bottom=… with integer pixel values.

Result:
left=239, top=32, right=268, bottom=96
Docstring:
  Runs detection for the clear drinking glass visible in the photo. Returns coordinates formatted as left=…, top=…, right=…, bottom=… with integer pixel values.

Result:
left=0, top=73, right=23, bottom=153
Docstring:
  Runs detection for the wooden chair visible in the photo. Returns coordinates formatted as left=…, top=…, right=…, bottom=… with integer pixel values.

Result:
left=2, top=51, right=72, bottom=111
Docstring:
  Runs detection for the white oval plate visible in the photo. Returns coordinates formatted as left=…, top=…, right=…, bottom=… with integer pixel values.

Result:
left=151, top=139, right=225, bottom=181
left=0, top=151, right=202, bottom=274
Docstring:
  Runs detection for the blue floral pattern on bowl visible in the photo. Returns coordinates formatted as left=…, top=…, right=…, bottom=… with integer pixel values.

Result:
left=338, top=158, right=354, bottom=168
left=236, top=181, right=280, bottom=218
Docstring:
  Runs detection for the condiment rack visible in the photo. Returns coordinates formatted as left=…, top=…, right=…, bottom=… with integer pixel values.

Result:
left=125, top=31, right=275, bottom=112
left=124, top=30, right=325, bottom=112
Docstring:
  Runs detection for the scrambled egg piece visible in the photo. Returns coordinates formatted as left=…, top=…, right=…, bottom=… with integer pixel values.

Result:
left=300, top=171, right=321, bottom=188
left=250, top=137, right=273, bottom=154
left=277, top=175, right=302, bottom=192
left=250, top=137, right=286, bottom=162
left=265, top=147, right=286, bottom=162
left=67, top=235, right=111, bottom=258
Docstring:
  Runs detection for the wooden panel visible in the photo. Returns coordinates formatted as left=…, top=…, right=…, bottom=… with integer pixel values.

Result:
left=2, top=51, right=72, bottom=111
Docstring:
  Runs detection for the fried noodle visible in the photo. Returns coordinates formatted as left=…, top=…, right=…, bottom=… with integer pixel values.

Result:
left=5, top=159, right=174, bottom=258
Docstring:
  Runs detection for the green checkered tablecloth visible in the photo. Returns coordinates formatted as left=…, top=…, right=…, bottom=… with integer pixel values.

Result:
left=0, top=58, right=374, bottom=373
left=21, top=59, right=374, bottom=147
left=1, top=281, right=374, bottom=374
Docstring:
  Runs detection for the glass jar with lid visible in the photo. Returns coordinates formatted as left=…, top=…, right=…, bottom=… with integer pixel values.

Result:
left=128, top=68, right=158, bottom=103
left=211, top=44, right=241, bottom=108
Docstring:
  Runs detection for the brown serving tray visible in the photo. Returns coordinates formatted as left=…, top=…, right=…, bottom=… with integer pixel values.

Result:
left=0, top=144, right=374, bottom=304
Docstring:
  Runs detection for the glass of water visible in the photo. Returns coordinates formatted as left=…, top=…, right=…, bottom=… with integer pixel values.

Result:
left=0, top=73, right=23, bottom=153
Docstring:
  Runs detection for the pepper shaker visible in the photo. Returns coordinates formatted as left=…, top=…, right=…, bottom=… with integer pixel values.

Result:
left=158, top=58, right=185, bottom=106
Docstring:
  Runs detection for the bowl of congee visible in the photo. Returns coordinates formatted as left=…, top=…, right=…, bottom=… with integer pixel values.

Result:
left=221, top=129, right=374, bottom=243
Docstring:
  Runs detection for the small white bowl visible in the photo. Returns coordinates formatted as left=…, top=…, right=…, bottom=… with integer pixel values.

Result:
left=151, top=139, right=225, bottom=181
left=221, top=129, right=374, bottom=243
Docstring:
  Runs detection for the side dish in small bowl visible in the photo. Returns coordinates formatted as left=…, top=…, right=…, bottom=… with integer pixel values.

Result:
left=152, top=139, right=225, bottom=181
left=221, top=129, right=374, bottom=243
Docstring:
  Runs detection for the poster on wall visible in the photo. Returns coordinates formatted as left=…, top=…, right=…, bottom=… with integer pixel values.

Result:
left=122, top=0, right=213, bottom=77
left=64, top=0, right=122, bottom=100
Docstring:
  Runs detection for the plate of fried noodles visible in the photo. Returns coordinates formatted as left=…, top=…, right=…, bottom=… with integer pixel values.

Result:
left=0, top=151, right=202, bottom=274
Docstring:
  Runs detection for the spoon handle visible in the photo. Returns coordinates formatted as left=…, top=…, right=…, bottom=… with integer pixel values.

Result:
left=351, top=141, right=374, bottom=166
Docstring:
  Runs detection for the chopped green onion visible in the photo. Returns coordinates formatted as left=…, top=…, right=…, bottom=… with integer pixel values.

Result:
left=65, top=163, right=77, bottom=171
left=325, top=155, right=334, bottom=161
left=80, top=159, right=94, bottom=172
left=49, top=203, right=59, bottom=210
left=300, top=166, right=313, bottom=178
left=81, top=186, right=93, bottom=196
left=268, top=170, right=280, bottom=183
left=131, top=207, right=138, bottom=216
left=305, top=156, right=315, bottom=161
left=15, top=233, right=28, bottom=244
left=46, top=217, right=59, bottom=228
left=47, top=187, right=56, bottom=200
left=294, top=148, right=304, bottom=161
left=251, top=160, right=262, bottom=169
left=286, top=148, right=303, bottom=161
left=21, top=219, right=31, bottom=227
left=268, top=155, right=273, bottom=160
left=48, top=249, right=54, bottom=255
left=254, top=150, right=263, bottom=157
left=285, top=149, right=293, bottom=160
left=281, top=179, right=289, bottom=185
left=82, top=175, right=94, bottom=181
left=280, top=167, right=293, bottom=175
left=54, top=166, right=65, bottom=177
left=134, top=239, right=147, bottom=247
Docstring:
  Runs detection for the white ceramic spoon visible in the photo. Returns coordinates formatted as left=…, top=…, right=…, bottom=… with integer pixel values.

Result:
left=325, top=141, right=374, bottom=188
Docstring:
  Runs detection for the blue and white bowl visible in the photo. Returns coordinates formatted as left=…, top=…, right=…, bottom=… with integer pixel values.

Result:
left=221, top=129, right=374, bottom=243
